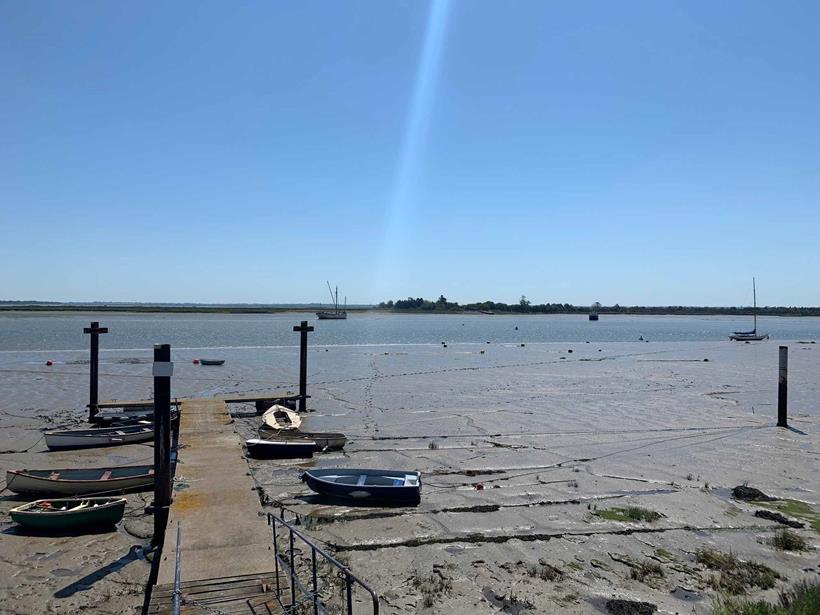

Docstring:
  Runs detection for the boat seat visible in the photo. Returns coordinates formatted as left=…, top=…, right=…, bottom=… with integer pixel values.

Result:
left=356, top=475, right=367, bottom=486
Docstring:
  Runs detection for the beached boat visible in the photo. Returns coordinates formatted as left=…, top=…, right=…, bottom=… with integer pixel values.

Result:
left=257, top=428, right=346, bottom=451
left=262, top=405, right=302, bottom=430
left=199, top=359, right=225, bottom=366
left=729, top=278, right=769, bottom=341
left=6, top=465, right=154, bottom=496
left=245, top=438, right=316, bottom=459
left=91, top=408, right=179, bottom=426
left=10, top=497, right=126, bottom=530
left=45, top=424, right=153, bottom=450
left=316, top=281, right=347, bottom=320
left=301, top=468, right=422, bottom=505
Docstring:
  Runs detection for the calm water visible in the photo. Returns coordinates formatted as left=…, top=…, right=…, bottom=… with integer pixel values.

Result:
left=0, top=312, right=819, bottom=352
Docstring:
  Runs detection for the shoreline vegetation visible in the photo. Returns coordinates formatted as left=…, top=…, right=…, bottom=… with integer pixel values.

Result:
left=2, top=298, right=820, bottom=316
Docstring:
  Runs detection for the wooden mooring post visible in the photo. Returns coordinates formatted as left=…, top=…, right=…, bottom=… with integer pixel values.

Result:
left=152, top=343, right=173, bottom=547
left=293, top=321, right=314, bottom=413
left=778, top=345, right=788, bottom=428
left=83, top=321, right=108, bottom=421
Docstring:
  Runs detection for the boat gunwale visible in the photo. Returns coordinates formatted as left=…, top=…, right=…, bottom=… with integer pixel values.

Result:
left=8, top=466, right=154, bottom=484
left=11, top=497, right=127, bottom=516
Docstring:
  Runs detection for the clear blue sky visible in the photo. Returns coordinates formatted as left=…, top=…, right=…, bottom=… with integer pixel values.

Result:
left=2, top=1, right=819, bottom=306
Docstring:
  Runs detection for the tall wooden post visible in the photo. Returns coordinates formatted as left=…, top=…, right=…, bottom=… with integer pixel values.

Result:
left=293, top=321, right=314, bottom=413
left=152, top=343, right=173, bottom=547
left=778, top=346, right=788, bottom=428
left=83, top=321, right=108, bottom=421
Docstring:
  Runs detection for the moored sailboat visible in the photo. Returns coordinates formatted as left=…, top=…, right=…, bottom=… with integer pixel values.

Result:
left=729, top=278, right=769, bottom=341
left=316, top=281, right=347, bottom=319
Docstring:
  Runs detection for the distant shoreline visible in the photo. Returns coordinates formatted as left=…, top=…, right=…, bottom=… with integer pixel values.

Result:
left=2, top=304, right=820, bottom=317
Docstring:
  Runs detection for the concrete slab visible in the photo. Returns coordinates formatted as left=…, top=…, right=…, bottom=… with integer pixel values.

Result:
left=156, top=398, right=275, bottom=585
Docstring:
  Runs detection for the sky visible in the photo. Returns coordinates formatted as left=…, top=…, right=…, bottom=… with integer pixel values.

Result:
left=1, top=1, right=819, bottom=306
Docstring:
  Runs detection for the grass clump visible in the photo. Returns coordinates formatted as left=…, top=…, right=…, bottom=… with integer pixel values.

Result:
left=595, top=506, right=663, bottom=523
left=411, top=569, right=452, bottom=608
left=630, top=560, right=665, bottom=583
left=527, top=562, right=563, bottom=582
left=771, top=529, right=808, bottom=552
left=713, top=580, right=820, bottom=615
left=696, top=548, right=780, bottom=595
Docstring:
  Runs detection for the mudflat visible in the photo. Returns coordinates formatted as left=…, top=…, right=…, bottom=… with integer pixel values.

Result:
left=1, top=340, right=818, bottom=613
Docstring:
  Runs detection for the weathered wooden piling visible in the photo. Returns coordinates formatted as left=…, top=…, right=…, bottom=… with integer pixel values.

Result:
left=152, top=343, right=173, bottom=547
left=778, top=345, right=788, bottom=427
left=293, top=321, right=314, bottom=413
left=83, top=321, right=108, bottom=421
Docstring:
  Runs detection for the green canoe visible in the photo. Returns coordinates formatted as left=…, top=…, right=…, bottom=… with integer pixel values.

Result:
left=10, top=497, right=126, bottom=530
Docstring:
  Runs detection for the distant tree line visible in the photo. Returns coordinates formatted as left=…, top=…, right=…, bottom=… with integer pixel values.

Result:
left=376, top=296, right=820, bottom=316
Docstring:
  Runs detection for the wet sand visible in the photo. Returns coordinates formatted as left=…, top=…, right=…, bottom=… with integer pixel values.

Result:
left=1, top=340, right=818, bottom=613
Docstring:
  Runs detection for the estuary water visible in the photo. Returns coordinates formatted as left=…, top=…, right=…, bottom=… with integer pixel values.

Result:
left=1, top=311, right=819, bottom=352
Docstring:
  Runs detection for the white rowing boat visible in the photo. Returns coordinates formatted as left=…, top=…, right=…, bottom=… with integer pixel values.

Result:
left=261, top=405, right=302, bottom=430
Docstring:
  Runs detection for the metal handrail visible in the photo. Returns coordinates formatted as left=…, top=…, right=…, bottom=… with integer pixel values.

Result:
left=172, top=522, right=182, bottom=615
left=267, top=511, right=379, bottom=615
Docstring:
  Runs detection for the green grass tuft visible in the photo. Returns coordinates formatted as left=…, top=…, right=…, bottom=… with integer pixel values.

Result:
left=713, top=580, right=820, bottom=615
left=696, top=548, right=780, bottom=595
left=771, top=529, right=808, bottom=552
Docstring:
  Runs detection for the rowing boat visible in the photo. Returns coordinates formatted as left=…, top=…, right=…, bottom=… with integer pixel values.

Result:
left=301, top=468, right=421, bottom=505
left=257, top=428, right=346, bottom=451
left=45, top=425, right=153, bottom=450
left=261, top=405, right=302, bottom=430
left=10, top=497, right=127, bottom=530
left=245, top=438, right=316, bottom=459
left=6, top=465, right=155, bottom=496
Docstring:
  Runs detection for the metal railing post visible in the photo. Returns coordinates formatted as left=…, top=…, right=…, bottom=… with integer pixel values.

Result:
left=172, top=522, right=182, bottom=615
left=346, top=574, right=353, bottom=614
left=289, top=528, right=297, bottom=612
left=311, top=546, right=318, bottom=615
left=270, top=515, right=281, bottom=597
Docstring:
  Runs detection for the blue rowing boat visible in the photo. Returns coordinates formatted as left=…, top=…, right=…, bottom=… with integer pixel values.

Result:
left=301, top=468, right=421, bottom=506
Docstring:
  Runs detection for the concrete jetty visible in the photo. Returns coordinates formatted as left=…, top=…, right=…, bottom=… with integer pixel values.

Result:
left=148, top=398, right=286, bottom=613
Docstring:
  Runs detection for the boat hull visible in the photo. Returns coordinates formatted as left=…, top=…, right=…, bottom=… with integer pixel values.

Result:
left=6, top=466, right=154, bottom=496
left=302, top=468, right=421, bottom=506
left=729, top=334, right=769, bottom=341
left=199, top=359, right=225, bottom=366
left=45, top=426, right=153, bottom=450
left=261, top=406, right=302, bottom=430
left=10, top=497, right=126, bottom=530
left=316, top=312, right=347, bottom=320
left=246, top=439, right=316, bottom=459
left=257, top=428, right=346, bottom=451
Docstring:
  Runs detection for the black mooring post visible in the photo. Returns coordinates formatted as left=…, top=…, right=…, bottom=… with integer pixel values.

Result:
left=777, top=345, right=788, bottom=428
left=152, top=343, right=173, bottom=548
left=293, top=321, right=314, bottom=413
left=83, top=321, right=108, bottom=421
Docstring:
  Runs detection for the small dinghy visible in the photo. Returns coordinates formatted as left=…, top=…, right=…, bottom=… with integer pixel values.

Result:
left=10, top=497, right=127, bottom=530
left=301, top=468, right=421, bottom=505
left=245, top=438, right=316, bottom=459
left=258, top=428, right=347, bottom=451
left=45, top=424, right=153, bottom=450
left=199, top=359, right=225, bottom=366
left=262, top=405, right=302, bottom=430
left=6, top=465, right=154, bottom=496
left=91, top=408, right=179, bottom=426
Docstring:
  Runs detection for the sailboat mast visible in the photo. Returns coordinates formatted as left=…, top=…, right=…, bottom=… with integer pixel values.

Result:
left=752, top=277, right=757, bottom=331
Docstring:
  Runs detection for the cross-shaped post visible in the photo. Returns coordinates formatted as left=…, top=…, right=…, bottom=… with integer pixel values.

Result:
left=83, top=321, right=109, bottom=421
left=293, top=321, right=314, bottom=413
